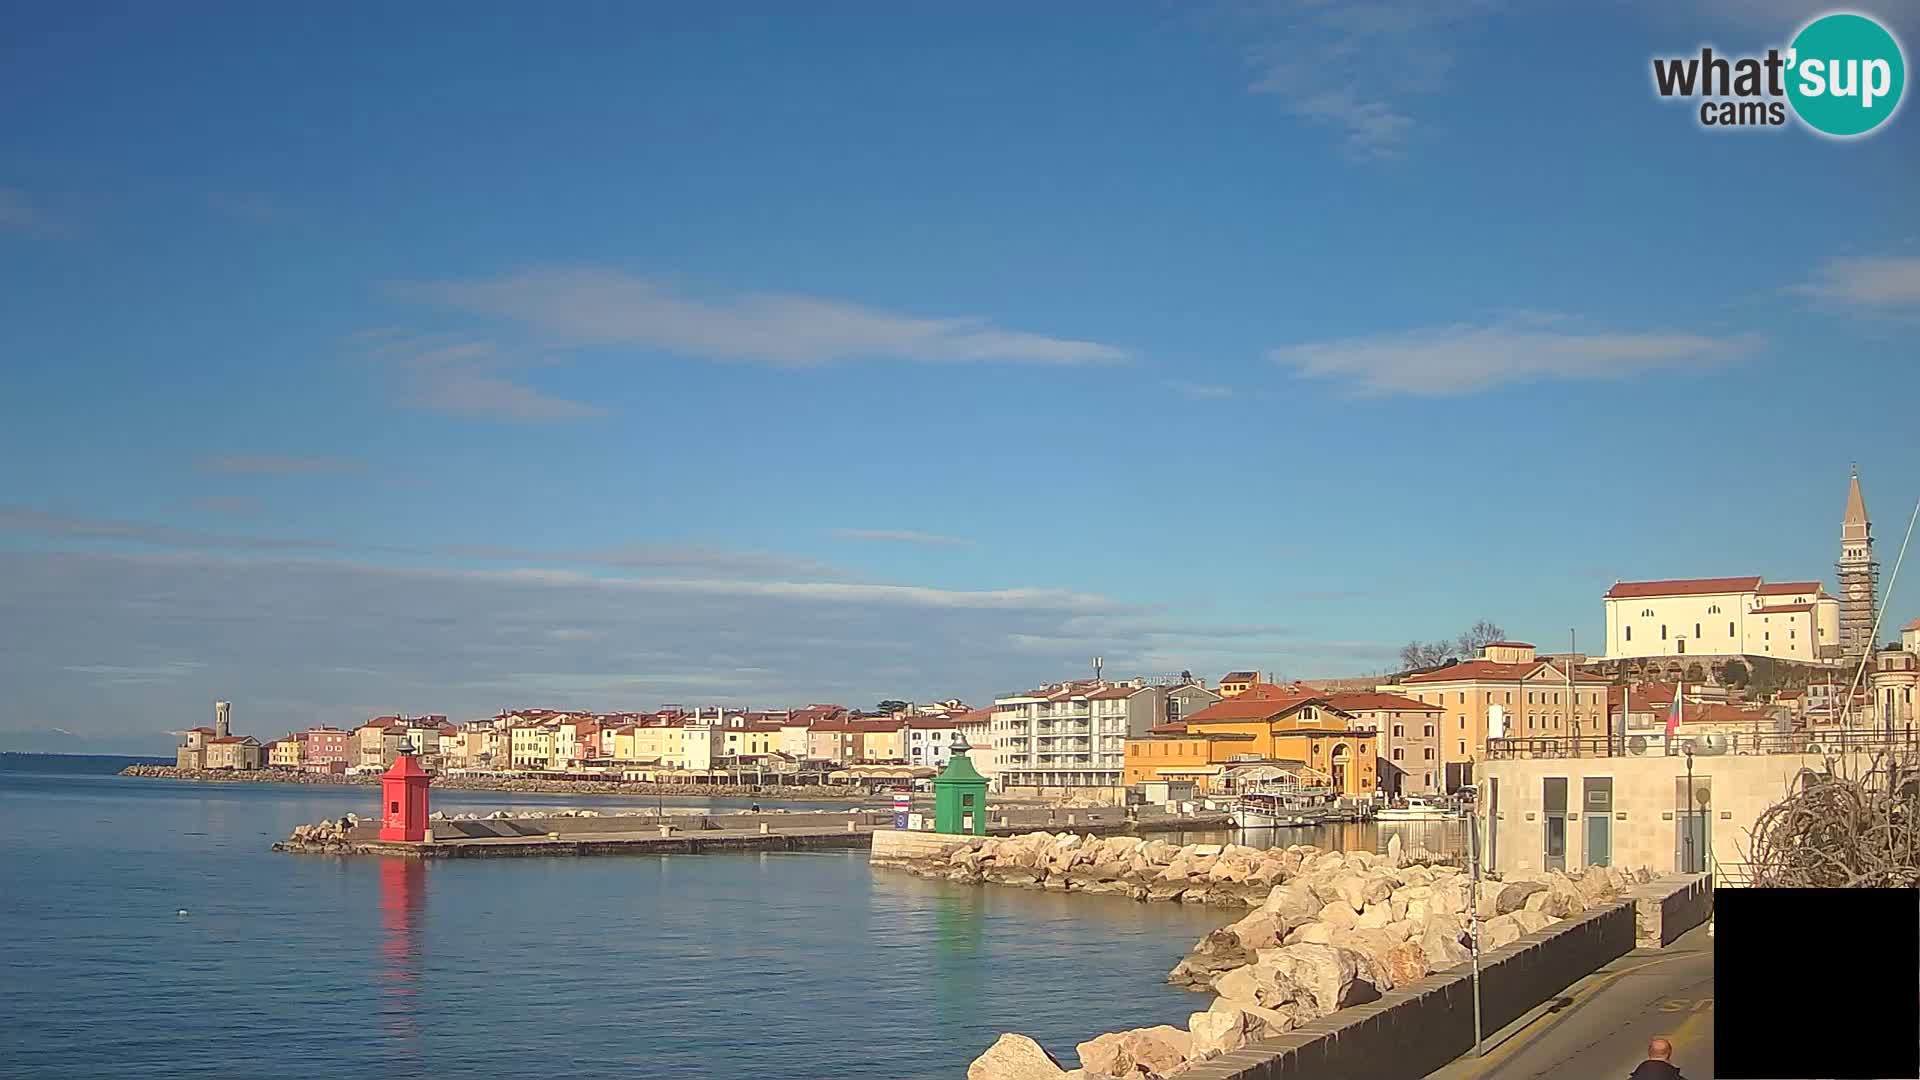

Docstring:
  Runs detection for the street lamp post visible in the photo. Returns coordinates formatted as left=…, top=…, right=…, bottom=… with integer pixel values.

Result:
left=1683, top=743, right=1696, bottom=874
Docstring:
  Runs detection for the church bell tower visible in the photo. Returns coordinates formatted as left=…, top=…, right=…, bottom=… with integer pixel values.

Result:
left=1837, top=465, right=1879, bottom=661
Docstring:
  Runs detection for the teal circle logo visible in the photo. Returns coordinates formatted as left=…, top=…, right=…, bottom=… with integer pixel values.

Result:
left=1786, top=12, right=1906, bottom=136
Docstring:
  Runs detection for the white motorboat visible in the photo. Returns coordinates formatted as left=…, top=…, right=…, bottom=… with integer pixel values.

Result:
left=1374, top=797, right=1463, bottom=821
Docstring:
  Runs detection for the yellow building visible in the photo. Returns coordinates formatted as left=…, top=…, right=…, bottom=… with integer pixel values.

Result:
left=1173, top=689, right=1380, bottom=796
left=508, top=724, right=556, bottom=769
left=267, top=737, right=304, bottom=769
left=1216, top=671, right=1259, bottom=698
left=848, top=720, right=907, bottom=763
left=1123, top=731, right=1260, bottom=793
left=1385, top=642, right=1609, bottom=790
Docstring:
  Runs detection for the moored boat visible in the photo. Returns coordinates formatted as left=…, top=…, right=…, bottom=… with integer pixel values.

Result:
left=1374, top=796, right=1463, bottom=821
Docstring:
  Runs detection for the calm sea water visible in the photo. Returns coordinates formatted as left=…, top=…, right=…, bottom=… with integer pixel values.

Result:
left=0, top=759, right=1242, bottom=1080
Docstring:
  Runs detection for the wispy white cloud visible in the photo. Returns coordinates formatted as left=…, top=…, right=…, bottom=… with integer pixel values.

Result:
left=404, top=366, right=606, bottom=421
left=1787, top=256, right=1920, bottom=309
left=831, top=528, right=970, bottom=546
left=1270, top=315, right=1756, bottom=395
left=1242, top=1, right=1496, bottom=159
left=391, top=267, right=1128, bottom=366
left=196, top=455, right=364, bottom=476
left=0, top=188, right=44, bottom=231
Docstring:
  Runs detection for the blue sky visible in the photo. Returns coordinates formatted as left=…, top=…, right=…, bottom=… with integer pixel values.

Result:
left=3, top=2, right=1918, bottom=751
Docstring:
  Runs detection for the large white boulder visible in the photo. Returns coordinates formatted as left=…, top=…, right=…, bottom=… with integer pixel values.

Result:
left=969, top=1034, right=1069, bottom=1080
left=1076, top=1026, right=1194, bottom=1079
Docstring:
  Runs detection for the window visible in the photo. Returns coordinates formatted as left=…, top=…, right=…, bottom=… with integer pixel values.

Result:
left=1642, top=608, right=1654, bottom=617
left=1458, top=740, right=1467, bottom=755
left=1661, top=625, right=1668, bottom=640
left=1392, top=748, right=1404, bottom=761
left=1423, top=748, right=1435, bottom=759
left=1694, top=623, right=1701, bottom=638
left=1708, top=604, right=1720, bottom=614
left=1392, top=724, right=1404, bottom=737
left=1505, top=692, right=1513, bottom=704
left=1729, top=621, right=1735, bottom=637
left=1626, top=626, right=1631, bottom=641
left=1528, top=692, right=1536, bottom=705
left=1457, top=692, right=1465, bottom=704
left=1423, top=724, right=1435, bottom=737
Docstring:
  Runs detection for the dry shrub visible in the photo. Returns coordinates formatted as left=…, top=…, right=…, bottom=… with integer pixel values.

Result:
left=1746, top=753, right=1920, bottom=888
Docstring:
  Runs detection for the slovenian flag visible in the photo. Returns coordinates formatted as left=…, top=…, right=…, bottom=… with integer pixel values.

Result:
left=1665, top=683, right=1684, bottom=740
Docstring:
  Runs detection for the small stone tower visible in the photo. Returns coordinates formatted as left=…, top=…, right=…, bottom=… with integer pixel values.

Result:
left=1838, top=466, right=1880, bottom=662
left=214, top=700, right=231, bottom=740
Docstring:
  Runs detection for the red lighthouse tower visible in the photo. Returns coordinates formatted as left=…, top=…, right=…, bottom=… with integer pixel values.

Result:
left=378, top=751, right=432, bottom=842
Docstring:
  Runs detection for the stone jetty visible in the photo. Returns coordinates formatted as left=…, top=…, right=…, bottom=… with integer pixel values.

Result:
left=958, top=837, right=1653, bottom=1080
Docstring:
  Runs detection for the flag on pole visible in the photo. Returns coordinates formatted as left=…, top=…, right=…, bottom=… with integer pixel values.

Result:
left=1665, top=683, right=1684, bottom=740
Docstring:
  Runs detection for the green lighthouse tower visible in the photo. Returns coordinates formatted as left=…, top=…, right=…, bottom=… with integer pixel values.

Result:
left=932, top=736, right=989, bottom=836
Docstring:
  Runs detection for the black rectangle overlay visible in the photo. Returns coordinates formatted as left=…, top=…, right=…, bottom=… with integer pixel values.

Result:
left=1715, top=888, right=1919, bottom=1080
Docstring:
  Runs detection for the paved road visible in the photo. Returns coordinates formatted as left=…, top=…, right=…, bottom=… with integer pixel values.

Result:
left=1425, top=923, right=1716, bottom=1080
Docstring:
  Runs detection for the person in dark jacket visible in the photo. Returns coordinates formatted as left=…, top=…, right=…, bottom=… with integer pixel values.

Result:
left=1628, top=1037, right=1686, bottom=1079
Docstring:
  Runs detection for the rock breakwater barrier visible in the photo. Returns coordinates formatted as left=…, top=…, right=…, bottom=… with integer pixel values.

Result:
left=879, top=831, right=1708, bottom=1080
left=120, top=764, right=880, bottom=800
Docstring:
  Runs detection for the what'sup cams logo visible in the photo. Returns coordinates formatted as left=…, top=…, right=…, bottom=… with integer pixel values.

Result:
left=1652, top=10, right=1906, bottom=136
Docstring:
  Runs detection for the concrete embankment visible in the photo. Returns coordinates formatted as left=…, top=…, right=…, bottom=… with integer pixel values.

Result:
left=274, top=811, right=1232, bottom=858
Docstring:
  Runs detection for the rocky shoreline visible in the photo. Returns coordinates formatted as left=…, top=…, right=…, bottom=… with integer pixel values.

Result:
left=118, top=764, right=884, bottom=801
left=876, top=832, right=1652, bottom=1080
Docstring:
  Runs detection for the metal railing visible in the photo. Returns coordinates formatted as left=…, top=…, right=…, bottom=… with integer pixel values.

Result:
left=1487, top=724, right=1919, bottom=760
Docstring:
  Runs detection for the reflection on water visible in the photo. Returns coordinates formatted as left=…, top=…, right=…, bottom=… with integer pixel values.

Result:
left=1166, top=819, right=1468, bottom=857
left=932, top=894, right=984, bottom=1022
left=379, top=859, right=427, bottom=1065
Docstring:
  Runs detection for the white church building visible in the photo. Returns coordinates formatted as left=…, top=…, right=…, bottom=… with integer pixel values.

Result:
left=1602, top=576, right=1840, bottom=663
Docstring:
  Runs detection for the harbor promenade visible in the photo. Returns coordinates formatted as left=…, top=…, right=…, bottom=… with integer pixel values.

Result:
left=1422, top=923, right=1714, bottom=1080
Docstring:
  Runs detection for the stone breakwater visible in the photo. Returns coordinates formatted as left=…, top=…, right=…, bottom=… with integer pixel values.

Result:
left=118, top=765, right=875, bottom=801
left=873, top=831, right=1459, bottom=908
left=936, top=835, right=1653, bottom=1080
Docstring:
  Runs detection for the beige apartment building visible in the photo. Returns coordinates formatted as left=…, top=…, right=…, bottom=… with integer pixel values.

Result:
left=1324, top=691, right=1444, bottom=796
left=991, top=679, right=1174, bottom=799
left=1384, top=642, right=1609, bottom=790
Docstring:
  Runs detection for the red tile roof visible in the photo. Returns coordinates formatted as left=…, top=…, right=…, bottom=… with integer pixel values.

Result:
left=904, top=716, right=962, bottom=729
left=952, top=708, right=993, bottom=725
left=1221, top=671, right=1259, bottom=682
left=1757, top=581, right=1823, bottom=596
left=1401, top=660, right=1608, bottom=684
left=1753, top=603, right=1815, bottom=614
left=1184, top=693, right=1330, bottom=723
left=1605, top=576, right=1761, bottom=599
left=1904, top=617, right=1920, bottom=632
left=1324, top=691, right=1441, bottom=713
left=208, top=735, right=256, bottom=745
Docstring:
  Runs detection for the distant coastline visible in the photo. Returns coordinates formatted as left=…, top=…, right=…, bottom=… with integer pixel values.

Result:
left=2, top=752, right=172, bottom=776
left=117, top=763, right=895, bottom=801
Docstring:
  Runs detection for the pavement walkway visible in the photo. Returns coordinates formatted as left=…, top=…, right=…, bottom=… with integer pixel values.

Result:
left=1424, top=923, right=1715, bottom=1080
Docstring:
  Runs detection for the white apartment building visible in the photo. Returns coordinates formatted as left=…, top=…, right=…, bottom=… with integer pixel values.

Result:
left=1603, top=577, right=1840, bottom=663
left=905, top=715, right=963, bottom=768
left=990, top=680, right=1166, bottom=795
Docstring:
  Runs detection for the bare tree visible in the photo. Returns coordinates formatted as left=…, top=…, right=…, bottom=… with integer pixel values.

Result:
left=1454, top=620, right=1508, bottom=659
left=1398, top=620, right=1508, bottom=673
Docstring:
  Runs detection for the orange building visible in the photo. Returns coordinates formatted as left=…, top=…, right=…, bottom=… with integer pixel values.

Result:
left=1123, top=685, right=1378, bottom=796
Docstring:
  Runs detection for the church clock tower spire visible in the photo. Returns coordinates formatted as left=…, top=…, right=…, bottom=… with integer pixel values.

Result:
left=1837, top=464, right=1879, bottom=661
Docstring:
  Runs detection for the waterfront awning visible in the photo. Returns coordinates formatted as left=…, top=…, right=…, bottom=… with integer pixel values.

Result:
left=829, top=766, right=938, bottom=781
